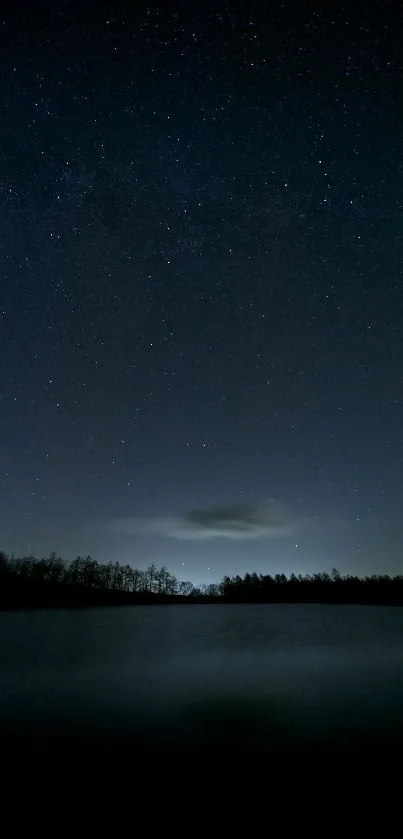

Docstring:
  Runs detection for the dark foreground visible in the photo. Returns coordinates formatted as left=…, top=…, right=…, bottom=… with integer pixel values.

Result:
left=2, top=604, right=403, bottom=762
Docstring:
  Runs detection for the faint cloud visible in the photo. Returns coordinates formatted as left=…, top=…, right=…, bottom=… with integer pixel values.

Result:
left=110, top=501, right=295, bottom=541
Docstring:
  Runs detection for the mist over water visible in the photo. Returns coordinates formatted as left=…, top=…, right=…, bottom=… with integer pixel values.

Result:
left=2, top=604, right=403, bottom=759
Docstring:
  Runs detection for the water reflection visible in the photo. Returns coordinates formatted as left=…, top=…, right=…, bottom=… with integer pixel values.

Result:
left=1, top=604, right=403, bottom=758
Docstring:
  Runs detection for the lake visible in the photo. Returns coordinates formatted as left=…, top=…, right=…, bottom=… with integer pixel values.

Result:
left=1, top=603, right=403, bottom=761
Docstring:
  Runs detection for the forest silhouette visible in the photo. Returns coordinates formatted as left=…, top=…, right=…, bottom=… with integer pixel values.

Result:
left=1, top=550, right=403, bottom=608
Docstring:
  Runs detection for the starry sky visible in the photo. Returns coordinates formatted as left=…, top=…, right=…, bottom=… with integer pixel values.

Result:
left=1, top=0, right=403, bottom=584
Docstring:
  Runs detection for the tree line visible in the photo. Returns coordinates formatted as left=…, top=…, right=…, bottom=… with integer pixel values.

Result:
left=0, top=550, right=195, bottom=606
left=1, top=550, right=403, bottom=608
left=220, top=568, right=403, bottom=605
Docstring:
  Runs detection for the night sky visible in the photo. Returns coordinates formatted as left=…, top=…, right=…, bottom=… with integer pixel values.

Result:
left=1, top=1, right=403, bottom=584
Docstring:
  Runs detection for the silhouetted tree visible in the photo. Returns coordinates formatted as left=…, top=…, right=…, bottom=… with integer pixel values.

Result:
left=179, top=581, right=194, bottom=596
left=145, top=563, right=158, bottom=593
left=166, top=574, right=178, bottom=595
left=205, top=583, right=220, bottom=597
left=131, top=568, right=144, bottom=592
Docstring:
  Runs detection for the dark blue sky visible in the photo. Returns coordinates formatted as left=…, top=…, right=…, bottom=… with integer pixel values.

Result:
left=1, top=0, right=403, bottom=583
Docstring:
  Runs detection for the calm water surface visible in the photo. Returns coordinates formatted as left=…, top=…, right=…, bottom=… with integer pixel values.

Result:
left=1, top=604, right=403, bottom=759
